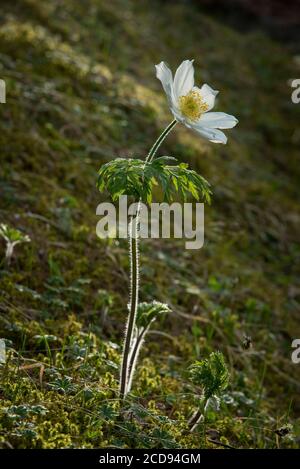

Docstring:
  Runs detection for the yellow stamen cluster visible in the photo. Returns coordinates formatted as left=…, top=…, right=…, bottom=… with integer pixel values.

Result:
left=178, top=90, right=208, bottom=121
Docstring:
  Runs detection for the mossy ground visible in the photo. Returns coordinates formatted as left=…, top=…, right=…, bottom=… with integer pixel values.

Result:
left=0, top=0, right=300, bottom=449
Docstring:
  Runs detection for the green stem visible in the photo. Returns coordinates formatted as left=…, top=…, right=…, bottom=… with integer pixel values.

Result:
left=119, top=119, right=177, bottom=400
left=188, top=408, right=204, bottom=432
left=188, top=398, right=209, bottom=432
left=120, top=216, right=139, bottom=399
left=145, top=119, right=177, bottom=164
left=126, top=328, right=146, bottom=394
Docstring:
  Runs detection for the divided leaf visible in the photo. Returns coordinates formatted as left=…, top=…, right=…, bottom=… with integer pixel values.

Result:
left=189, top=351, right=229, bottom=400
left=97, top=158, right=149, bottom=202
left=97, top=156, right=211, bottom=204
left=0, top=224, right=31, bottom=244
left=147, top=156, right=211, bottom=204
left=135, top=301, right=170, bottom=330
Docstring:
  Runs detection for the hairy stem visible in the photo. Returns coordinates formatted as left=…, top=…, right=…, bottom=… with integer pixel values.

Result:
left=119, top=119, right=177, bottom=400
left=145, top=119, right=177, bottom=164
left=120, top=216, right=139, bottom=399
left=126, top=327, right=148, bottom=394
left=5, top=242, right=14, bottom=267
left=188, top=398, right=209, bottom=432
left=188, top=409, right=204, bottom=432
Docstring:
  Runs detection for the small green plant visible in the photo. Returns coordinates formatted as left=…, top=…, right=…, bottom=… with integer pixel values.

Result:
left=188, top=351, right=229, bottom=432
left=0, top=223, right=31, bottom=266
left=97, top=60, right=237, bottom=400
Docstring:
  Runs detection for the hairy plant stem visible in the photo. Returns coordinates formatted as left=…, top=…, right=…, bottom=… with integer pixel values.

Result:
left=119, top=119, right=177, bottom=400
left=188, top=398, right=210, bottom=432
left=120, top=216, right=139, bottom=399
left=145, top=119, right=177, bottom=164
left=188, top=408, right=204, bottom=432
left=126, top=327, right=147, bottom=394
left=5, top=243, right=14, bottom=267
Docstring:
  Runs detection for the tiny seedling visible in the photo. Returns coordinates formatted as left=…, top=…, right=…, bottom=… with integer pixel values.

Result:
left=0, top=223, right=31, bottom=266
left=188, top=351, right=229, bottom=432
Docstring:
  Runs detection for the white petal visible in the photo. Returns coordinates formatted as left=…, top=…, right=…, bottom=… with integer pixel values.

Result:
left=155, top=61, right=175, bottom=105
left=198, top=112, right=238, bottom=129
left=189, top=123, right=227, bottom=144
left=173, top=60, right=194, bottom=100
left=170, top=105, right=184, bottom=122
left=196, top=84, right=219, bottom=111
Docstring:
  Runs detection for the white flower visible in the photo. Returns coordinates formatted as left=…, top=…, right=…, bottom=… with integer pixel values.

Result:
left=155, top=59, right=238, bottom=144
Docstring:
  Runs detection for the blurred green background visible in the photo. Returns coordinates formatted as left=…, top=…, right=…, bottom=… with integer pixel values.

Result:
left=0, top=0, right=299, bottom=449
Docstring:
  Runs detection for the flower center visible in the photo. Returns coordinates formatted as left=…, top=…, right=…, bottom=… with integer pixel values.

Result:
left=178, top=90, right=208, bottom=121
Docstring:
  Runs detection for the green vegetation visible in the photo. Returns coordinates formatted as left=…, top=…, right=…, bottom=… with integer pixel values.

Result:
left=188, top=351, right=230, bottom=431
left=0, top=0, right=299, bottom=449
left=97, top=155, right=211, bottom=204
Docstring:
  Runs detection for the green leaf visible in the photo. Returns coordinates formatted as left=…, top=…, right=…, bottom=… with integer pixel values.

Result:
left=97, top=158, right=148, bottom=202
left=189, top=351, right=229, bottom=400
left=135, top=301, right=171, bottom=329
left=97, top=157, right=212, bottom=204
left=0, top=224, right=30, bottom=244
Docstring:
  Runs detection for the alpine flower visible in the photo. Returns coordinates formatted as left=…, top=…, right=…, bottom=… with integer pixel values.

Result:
left=155, top=59, right=238, bottom=144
